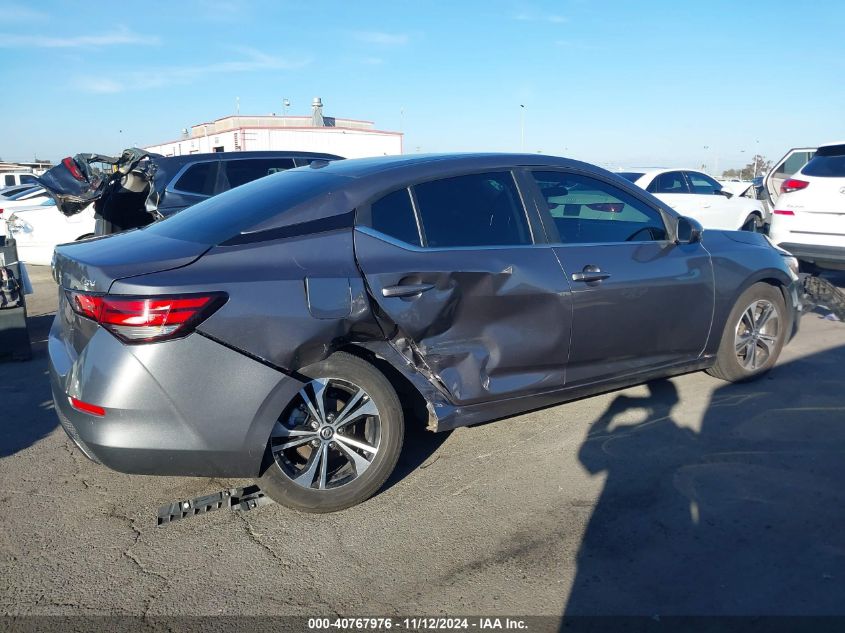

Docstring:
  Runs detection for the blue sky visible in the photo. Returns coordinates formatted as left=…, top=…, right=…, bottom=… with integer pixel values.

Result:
left=0, top=0, right=842, bottom=171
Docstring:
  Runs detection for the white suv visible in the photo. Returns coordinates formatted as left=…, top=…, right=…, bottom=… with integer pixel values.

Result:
left=767, top=142, right=845, bottom=271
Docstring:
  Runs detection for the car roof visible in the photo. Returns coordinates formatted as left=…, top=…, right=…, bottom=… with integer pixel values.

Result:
left=302, top=152, right=599, bottom=180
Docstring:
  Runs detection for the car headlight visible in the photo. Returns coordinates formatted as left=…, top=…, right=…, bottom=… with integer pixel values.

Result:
left=7, top=215, right=33, bottom=233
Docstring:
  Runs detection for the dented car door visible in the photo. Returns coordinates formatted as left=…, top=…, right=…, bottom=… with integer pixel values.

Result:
left=354, top=170, right=573, bottom=406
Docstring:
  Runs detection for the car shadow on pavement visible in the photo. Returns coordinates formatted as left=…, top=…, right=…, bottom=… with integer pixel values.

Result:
left=562, top=344, right=845, bottom=620
left=0, top=313, right=57, bottom=458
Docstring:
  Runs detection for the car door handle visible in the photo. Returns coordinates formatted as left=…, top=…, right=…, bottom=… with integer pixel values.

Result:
left=382, top=283, right=435, bottom=298
left=571, top=267, right=611, bottom=283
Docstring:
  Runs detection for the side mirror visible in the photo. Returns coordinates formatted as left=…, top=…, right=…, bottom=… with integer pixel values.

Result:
left=675, top=216, right=703, bottom=244
left=716, top=189, right=733, bottom=198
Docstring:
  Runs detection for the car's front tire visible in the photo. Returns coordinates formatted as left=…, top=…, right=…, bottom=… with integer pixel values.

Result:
left=258, top=352, right=404, bottom=513
left=706, top=282, right=787, bottom=382
left=740, top=213, right=763, bottom=232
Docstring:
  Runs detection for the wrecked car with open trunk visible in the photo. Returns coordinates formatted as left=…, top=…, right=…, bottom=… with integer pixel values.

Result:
left=37, top=148, right=341, bottom=235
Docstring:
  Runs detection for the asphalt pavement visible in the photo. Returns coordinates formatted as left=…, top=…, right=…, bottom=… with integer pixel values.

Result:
left=2, top=265, right=845, bottom=618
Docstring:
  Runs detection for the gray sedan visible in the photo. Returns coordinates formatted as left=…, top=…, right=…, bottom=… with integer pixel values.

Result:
left=47, top=153, right=802, bottom=511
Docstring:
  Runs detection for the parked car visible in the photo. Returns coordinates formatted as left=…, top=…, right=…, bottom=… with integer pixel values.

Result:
left=37, top=149, right=342, bottom=236
left=6, top=200, right=95, bottom=265
left=49, top=153, right=801, bottom=512
left=767, top=142, right=845, bottom=271
left=0, top=183, right=40, bottom=199
left=0, top=171, right=38, bottom=188
left=0, top=187, right=51, bottom=237
left=619, top=169, right=768, bottom=231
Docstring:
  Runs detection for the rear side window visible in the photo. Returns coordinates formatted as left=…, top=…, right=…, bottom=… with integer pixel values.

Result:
left=144, top=170, right=349, bottom=244
left=802, top=154, right=845, bottom=177
left=531, top=171, right=667, bottom=244
left=173, top=162, right=217, bottom=195
left=224, top=158, right=296, bottom=189
left=412, top=172, right=531, bottom=248
left=367, top=188, right=421, bottom=246
left=4, top=175, right=14, bottom=186
left=647, top=171, right=689, bottom=194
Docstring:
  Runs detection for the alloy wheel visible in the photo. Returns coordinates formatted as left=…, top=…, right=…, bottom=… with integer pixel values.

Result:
left=734, top=299, right=780, bottom=371
left=270, top=378, right=381, bottom=490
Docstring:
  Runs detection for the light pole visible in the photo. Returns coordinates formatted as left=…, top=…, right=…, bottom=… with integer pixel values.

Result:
left=283, top=98, right=290, bottom=117
left=520, top=104, right=525, bottom=152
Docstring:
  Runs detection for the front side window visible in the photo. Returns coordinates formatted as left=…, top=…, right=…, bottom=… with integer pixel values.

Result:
left=367, top=188, right=422, bottom=247
left=172, top=162, right=217, bottom=195
left=686, top=171, right=721, bottom=194
left=531, top=171, right=667, bottom=244
left=647, top=171, right=689, bottom=194
left=223, top=158, right=296, bottom=189
left=412, top=172, right=531, bottom=248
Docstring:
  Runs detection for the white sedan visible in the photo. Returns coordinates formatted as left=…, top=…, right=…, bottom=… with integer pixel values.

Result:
left=618, top=169, right=768, bottom=232
left=6, top=200, right=96, bottom=265
left=0, top=187, right=52, bottom=237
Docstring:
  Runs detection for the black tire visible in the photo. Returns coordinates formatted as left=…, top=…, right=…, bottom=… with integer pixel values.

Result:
left=740, top=214, right=762, bottom=232
left=706, top=282, right=787, bottom=382
left=258, top=352, right=404, bottom=513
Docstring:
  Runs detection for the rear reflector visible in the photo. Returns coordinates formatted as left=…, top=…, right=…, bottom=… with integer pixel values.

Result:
left=69, top=397, right=105, bottom=417
left=773, top=209, right=795, bottom=216
left=780, top=178, right=809, bottom=193
left=67, top=291, right=227, bottom=343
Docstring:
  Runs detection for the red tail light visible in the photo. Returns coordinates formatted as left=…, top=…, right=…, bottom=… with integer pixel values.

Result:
left=773, top=209, right=795, bottom=216
left=62, top=156, right=85, bottom=181
left=780, top=178, right=809, bottom=194
left=67, top=291, right=227, bottom=343
left=69, top=397, right=105, bottom=417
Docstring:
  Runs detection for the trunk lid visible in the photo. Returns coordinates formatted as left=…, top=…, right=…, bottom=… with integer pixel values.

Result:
left=52, top=229, right=210, bottom=293
left=36, top=148, right=160, bottom=233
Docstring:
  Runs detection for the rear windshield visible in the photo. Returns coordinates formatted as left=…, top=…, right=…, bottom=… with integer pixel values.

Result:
left=143, top=169, right=347, bottom=244
left=802, top=153, right=845, bottom=178
left=616, top=172, right=644, bottom=182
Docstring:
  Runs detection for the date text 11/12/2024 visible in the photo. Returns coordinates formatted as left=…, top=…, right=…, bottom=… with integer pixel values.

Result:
left=307, top=617, right=529, bottom=630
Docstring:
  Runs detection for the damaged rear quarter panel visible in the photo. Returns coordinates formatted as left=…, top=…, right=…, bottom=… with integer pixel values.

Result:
left=109, top=228, right=383, bottom=372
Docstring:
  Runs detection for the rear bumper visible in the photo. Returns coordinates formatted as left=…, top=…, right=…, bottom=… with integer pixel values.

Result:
left=777, top=242, right=845, bottom=265
left=48, top=317, right=305, bottom=477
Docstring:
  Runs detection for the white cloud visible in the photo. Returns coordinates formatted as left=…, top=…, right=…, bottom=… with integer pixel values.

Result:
left=71, top=47, right=311, bottom=93
left=353, top=31, right=409, bottom=46
left=0, top=25, right=159, bottom=48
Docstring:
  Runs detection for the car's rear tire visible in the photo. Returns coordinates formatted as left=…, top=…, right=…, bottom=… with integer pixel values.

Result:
left=258, top=352, right=404, bottom=513
left=706, top=282, right=787, bottom=383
